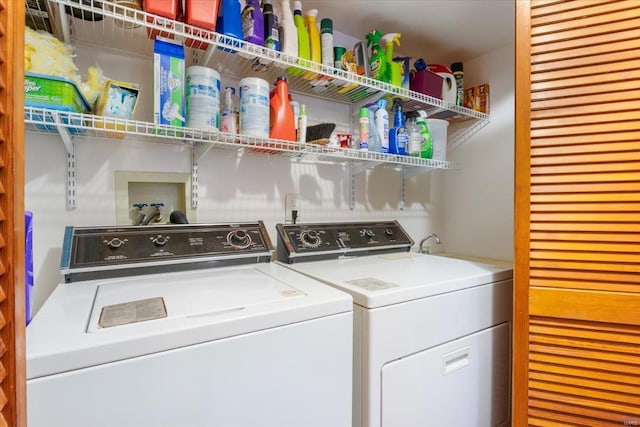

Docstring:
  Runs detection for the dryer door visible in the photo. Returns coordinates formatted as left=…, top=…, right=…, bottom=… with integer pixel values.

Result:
left=381, top=322, right=511, bottom=426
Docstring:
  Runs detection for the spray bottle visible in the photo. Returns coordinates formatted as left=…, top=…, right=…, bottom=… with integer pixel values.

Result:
left=405, top=111, right=421, bottom=157
left=381, top=33, right=402, bottom=87
left=305, top=9, right=321, bottom=64
left=388, top=98, right=408, bottom=155
left=365, top=103, right=382, bottom=152
left=375, top=98, right=389, bottom=153
left=366, top=30, right=386, bottom=82
left=280, top=0, right=298, bottom=57
left=220, top=86, right=238, bottom=134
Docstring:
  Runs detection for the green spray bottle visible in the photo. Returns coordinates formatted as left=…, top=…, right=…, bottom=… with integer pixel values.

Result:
left=381, top=33, right=402, bottom=87
left=366, top=30, right=386, bottom=82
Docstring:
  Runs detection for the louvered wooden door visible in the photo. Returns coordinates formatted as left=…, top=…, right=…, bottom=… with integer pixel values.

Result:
left=0, top=1, right=26, bottom=426
left=514, top=0, right=640, bottom=425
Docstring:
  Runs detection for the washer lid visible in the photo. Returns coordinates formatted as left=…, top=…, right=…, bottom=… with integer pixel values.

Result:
left=27, top=263, right=352, bottom=379
left=280, top=252, right=513, bottom=308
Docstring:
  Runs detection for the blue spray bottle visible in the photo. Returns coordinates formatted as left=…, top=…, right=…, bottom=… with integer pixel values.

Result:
left=388, top=98, right=408, bottom=155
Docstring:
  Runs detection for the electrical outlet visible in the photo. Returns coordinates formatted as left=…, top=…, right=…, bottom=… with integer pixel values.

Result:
left=285, top=193, right=300, bottom=223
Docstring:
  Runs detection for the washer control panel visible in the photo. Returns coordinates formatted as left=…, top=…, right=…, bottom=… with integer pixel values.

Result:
left=62, top=222, right=273, bottom=273
left=276, top=221, right=413, bottom=262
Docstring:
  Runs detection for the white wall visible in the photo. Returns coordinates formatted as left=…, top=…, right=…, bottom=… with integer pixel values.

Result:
left=441, top=43, right=515, bottom=261
left=26, top=45, right=444, bottom=313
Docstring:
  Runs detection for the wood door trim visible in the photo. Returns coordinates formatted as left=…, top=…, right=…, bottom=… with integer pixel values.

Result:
left=513, top=0, right=532, bottom=424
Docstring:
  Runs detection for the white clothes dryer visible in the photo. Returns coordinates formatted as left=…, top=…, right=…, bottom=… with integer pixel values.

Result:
left=27, top=222, right=353, bottom=427
left=276, top=221, right=513, bottom=427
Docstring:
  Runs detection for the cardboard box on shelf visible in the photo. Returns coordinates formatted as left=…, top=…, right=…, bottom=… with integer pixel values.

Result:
left=464, top=84, right=490, bottom=114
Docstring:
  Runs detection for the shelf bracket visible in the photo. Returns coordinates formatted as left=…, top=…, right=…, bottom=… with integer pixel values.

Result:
left=53, top=112, right=77, bottom=209
left=399, top=168, right=406, bottom=211
left=191, top=147, right=199, bottom=209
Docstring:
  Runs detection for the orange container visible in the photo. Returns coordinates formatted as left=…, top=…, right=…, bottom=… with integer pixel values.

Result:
left=269, top=77, right=296, bottom=141
left=185, top=0, right=220, bottom=30
left=143, top=0, right=179, bottom=40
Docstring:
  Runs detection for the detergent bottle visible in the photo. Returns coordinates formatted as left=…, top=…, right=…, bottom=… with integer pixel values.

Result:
left=381, top=33, right=402, bottom=87
left=270, top=77, right=296, bottom=141
left=242, top=0, right=264, bottom=46
left=216, top=0, right=243, bottom=48
left=305, top=9, right=321, bottom=64
left=263, top=1, right=280, bottom=51
left=388, top=98, right=408, bottom=155
left=366, top=30, right=386, bottom=82
left=293, top=1, right=310, bottom=61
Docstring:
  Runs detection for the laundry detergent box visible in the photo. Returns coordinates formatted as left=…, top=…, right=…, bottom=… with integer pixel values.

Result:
left=24, top=72, right=90, bottom=134
left=154, top=38, right=185, bottom=128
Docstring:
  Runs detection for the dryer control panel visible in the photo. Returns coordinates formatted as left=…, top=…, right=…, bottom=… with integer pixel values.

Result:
left=276, top=221, right=413, bottom=263
left=61, top=222, right=273, bottom=282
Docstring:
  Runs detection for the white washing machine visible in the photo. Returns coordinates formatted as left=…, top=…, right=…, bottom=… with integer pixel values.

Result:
left=27, top=222, right=353, bottom=427
left=276, top=221, right=513, bottom=427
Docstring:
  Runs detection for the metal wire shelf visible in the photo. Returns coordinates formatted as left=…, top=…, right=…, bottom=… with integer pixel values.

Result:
left=39, top=0, right=488, bottom=128
left=24, top=107, right=457, bottom=170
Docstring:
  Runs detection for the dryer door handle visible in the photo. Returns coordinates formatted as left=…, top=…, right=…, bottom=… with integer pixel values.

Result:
left=442, top=346, right=471, bottom=375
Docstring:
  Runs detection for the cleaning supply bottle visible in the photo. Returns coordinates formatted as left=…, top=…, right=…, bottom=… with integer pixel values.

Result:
left=451, top=62, right=464, bottom=106
left=216, top=0, right=243, bottom=49
left=375, top=98, right=389, bottom=153
left=366, top=30, right=386, bottom=81
left=416, top=110, right=433, bottom=159
left=298, top=103, right=307, bottom=143
left=263, top=1, right=280, bottom=51
left=242, top=0, right=264, bottom=46
left=358, top=107, right=369, bottom=151
left=220, top=86, right=238, bottom=134
left=305, top=9, right=321, bottom=63
left=381, top=33, right=402, bottom=87
left=269, top=77, right=296, bottom=141
left=388, top=98, right=408, bottom=155
left=280, top=0, right=298, bottom=57
left=405, top=111, right=421, bottom=157
left=366, top=103, right=382, bottom=153
left=286, top=0, right=311, bottom=77
left=320, top=18, right=334, bottom=68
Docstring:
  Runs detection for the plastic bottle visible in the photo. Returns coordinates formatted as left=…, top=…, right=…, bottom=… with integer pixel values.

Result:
left=366, top=30, right=385, bottom=81
left=241, top=0, right=264, bottom=46
left=216, top=0, right=243, bottom=46
left=293, top=1, right=310, bottom=62
left=305, top=9, right=321, bottom=63
left=220, top=86, right=238, bottom=134
left=280, top=0, right=298, bottom=57
left=366, top=103, right=382, bottom=153
left=375, top=98, right=389, bottom=153
left=381, top=33, right=402, bottom=86
left=451, top=62, right=464, bottom=106
left=358, top=107, right=369, bottom=151
left=263, top=1, right=280, bottom=51
left=320, top=18, right=334, bottom=68
left=269, top=77, right=296, bottom=141
left=298, top=103, right=307, bottom=143
left=405, top=112, right=421, bottom=157
left=416, top=110, right=433, bottom=159
left=388, top=98, right=408, bottom=155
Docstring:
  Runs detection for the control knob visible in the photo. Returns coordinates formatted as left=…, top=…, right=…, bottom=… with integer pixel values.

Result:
left=360, top=229, right=375, bottom=239
left=384, top=228, right=393, bottom=237
left=105, top=238, right=126, bottom=249
left=152, top=235, right=169, bottom=247
left=300, top=230, right=322, bottom=248
left=227, top=230, right=252, bottom=249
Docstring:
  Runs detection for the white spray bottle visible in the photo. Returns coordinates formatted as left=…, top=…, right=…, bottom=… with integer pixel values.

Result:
left=220, top=87, right=238, bottom=134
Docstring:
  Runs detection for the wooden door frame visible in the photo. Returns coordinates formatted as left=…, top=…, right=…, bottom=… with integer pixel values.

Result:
left=513, top=0, right=532, bottom=425
left=1, top=0, right=27, bottom=425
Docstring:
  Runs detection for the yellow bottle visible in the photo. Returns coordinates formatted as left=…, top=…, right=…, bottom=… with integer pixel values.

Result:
left=304, top=9, right=321, bottom=64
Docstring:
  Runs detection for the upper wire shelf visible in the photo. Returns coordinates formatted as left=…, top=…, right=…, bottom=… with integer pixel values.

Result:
left=37, top=0, right=488, bottom=124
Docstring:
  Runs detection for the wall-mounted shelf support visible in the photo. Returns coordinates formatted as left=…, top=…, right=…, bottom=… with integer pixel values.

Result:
left=399, top=168, right=406, bottom=211
left=52, top=111, right=77, bottom=209
left=191, top=147, right=200, bottom=209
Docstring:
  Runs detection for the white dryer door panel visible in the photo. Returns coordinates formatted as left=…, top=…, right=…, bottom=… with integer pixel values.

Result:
left=381, top=322, right=510, bottom=427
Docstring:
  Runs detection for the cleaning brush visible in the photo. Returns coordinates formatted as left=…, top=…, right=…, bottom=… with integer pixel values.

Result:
left=306, top=123, right=336, bottom=145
